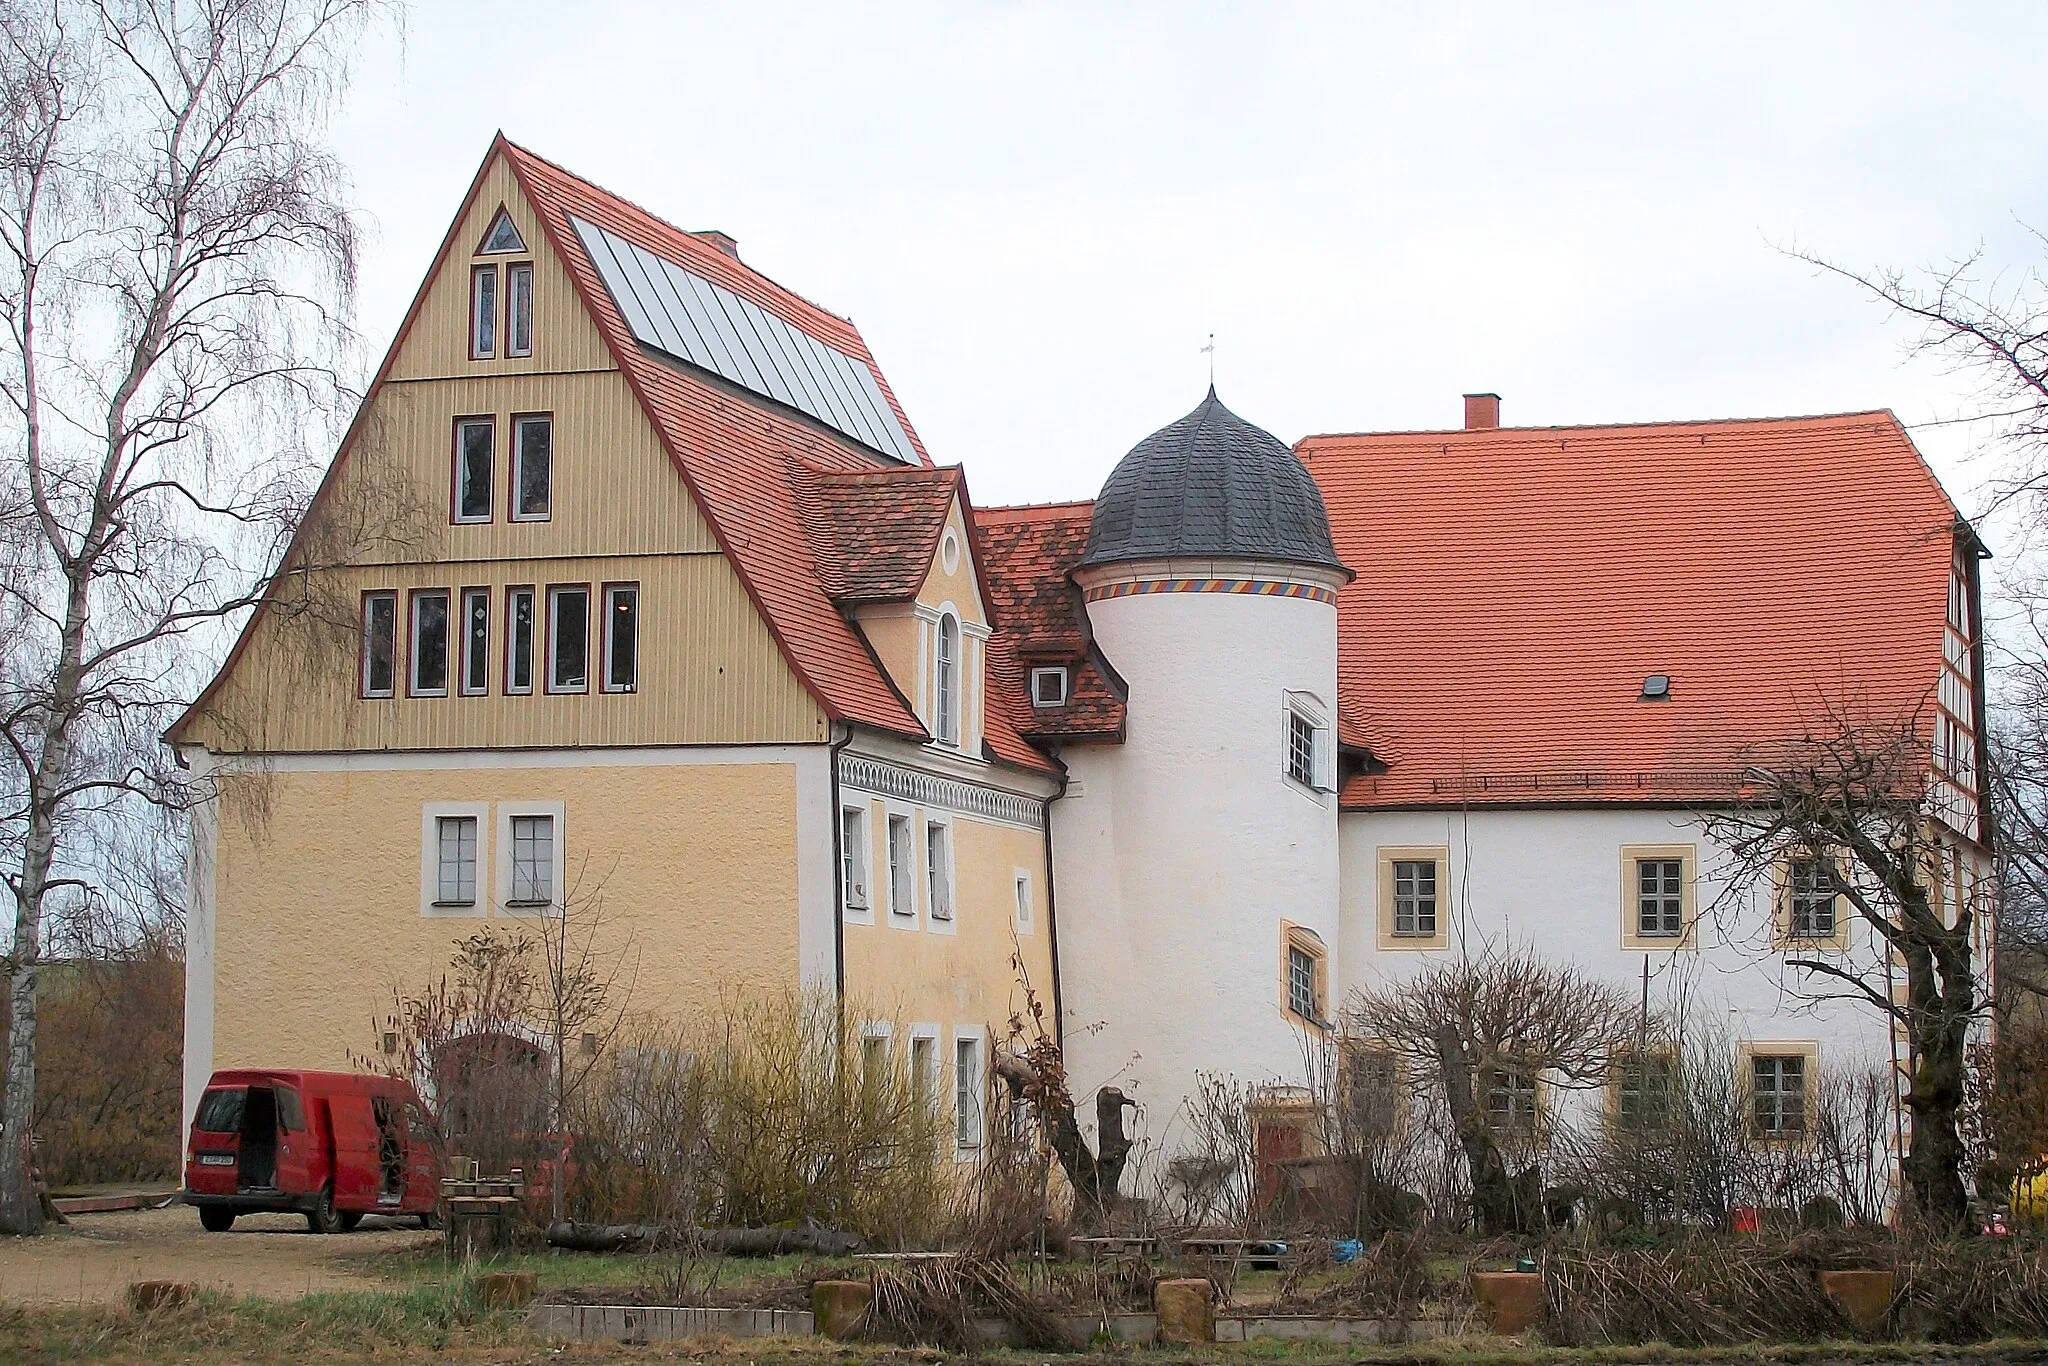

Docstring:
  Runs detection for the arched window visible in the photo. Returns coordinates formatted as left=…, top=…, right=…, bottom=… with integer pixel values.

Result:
left=935, top=613, right=960, bottom=745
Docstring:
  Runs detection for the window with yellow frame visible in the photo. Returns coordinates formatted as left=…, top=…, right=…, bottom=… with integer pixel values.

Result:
left=1280, top=922, right=1330, bottom=1030
left=1376, top=846, right=1451, bottom=950
left=1773, top=850, right=1851, bottom=951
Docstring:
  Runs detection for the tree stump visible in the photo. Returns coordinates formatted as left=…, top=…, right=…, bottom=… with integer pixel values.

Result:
left=127, top=1281, right=193, bottom=1313
left=1154, top=1278, right=1214, bottom=1344
left=812, top=1279, right=873, bottom=1340
left=475, top=1270, right=539, bottom=1309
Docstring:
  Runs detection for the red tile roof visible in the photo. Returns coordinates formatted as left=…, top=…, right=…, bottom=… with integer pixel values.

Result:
left=505, top=141, right=1055, bottom=774
left=975, top=503, right=1127, bottom=745
left=1295, top=412, right=1966, bottom=808
left=793, top=462, right=960, bottom=604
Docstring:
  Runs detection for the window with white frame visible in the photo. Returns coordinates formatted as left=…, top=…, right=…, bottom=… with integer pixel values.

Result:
left=454, top=418, right=493, bottom=523
left=1030, top=667, right=1067, bottom=708
left=841, top=806, right=870, bottom=915
left=602, top=584, right=638, bottom=692
left=470, top=265, right=497, bottom=358
left=361, top=591, right=397, bottom=698
left=1393, top=859, right=1438, bottom=938
left=1636, top=858, right=1684, bottom=938
left=480, top=208, right=525, bottom=254
left=1787, top=858, right=1838, bottom=939
left=860, top=1028, right=890, bottom=1091
left=548, top=585, right=589, bottom=693
left=1284, top=693, right=1333, bottom=792
left=1013, top=871, right=1032, bottom=933
left=910, top=1032, right=937, bottom=1116
left=410, top=590, right=451, bottom=697
left=513, top=414, right=552, bottom=521
left=507, top=812, right=556, bottom=907
left=1750, top=1053, right=1808, bottom=1137
left=926, top=820, right=953, bottom=923
left=507, top=262, right=534, bottom=358
left=887, top=813, right=914, bottom=921
left=435, top=815, right=479, bottom=906
left=954, top=1035, right=982, bottom=1153
left=460, top=588, right=490, bottom=696
left=1485, top=1062, right=1540, bottom=1138
left=934, top=613, right=960, bottom=745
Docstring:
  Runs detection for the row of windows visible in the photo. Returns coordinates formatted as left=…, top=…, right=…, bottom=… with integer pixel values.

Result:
left=859, top=1027, right=987, bottom=1158
left=419, top=803, right=564, bottom=917
left=452, top=414, right=553, bottom=524
left=1374, top=846, right=1846, bottom=951
left=1340, top=1044, right=1820, bottom=1142
left=838, top=803, right=1035, bottom=937
left=362, top=583, right=638, bottom=699
left=470, top=258, right=534, bottom=360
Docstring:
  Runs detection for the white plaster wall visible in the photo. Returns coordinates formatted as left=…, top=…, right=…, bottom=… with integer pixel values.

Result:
left=1054, top=579, right=1342, bottom=1157
left=1337, top=807, right=1900, bottom=1131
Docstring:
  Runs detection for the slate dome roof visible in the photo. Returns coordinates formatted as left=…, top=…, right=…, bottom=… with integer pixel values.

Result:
left=1080, top=388, right=1346, bottom=573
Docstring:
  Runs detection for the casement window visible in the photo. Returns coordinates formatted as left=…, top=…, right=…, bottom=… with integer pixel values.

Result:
left=602, top=584, right=638, bottom=693
left=925, top=819, right=954, bottom=924
left=505, top=587, right=535, bottom=695
left=506, top=263, right=534, bottom=358
left=508, top=813, right=555, bottom=907
left=409, top=590, right=451, bottom=697
left=1394, top=860, right=1438, bottom=937
left=1283, top=692, right=1334, bottom=793
left=1013, top=870, right=1032, bottom=933
left=1288, top=944, right=1317, bottom=1019
left=1030, top=667, right=1067, bottom=708
left=1750, top=1053, right=1808, bottom=1138
left=453, top=418, right=494, bottom=523
left=1282, top=923, right=1328, bottom=1027
left=470, top=265, right=497, bottom=358
left=887, top=813, right=915, bottom=921
left=1484, top=1063, right=1540, bottom=1139
left=859, top=1027, right=890, bottom=1090
left=459, top=588, right=490, bottom=696
left=910, top=1032, right=938, bottom=1117
left=934, top=613, right=960, bottom=746
left=954, top=1035, right=983, bottom=1155
left=840, top=805, right=870, bottom=917
left=435, top=815, right=479, bottom=906
left=1612, top=1050, right=1676, bottom=1132
left=512, top=414, right=552, bottom=521
left=1636, top=858, right=1684, bottom=938
left=1787, top=857, right=1838, bottom=940
left=547, top=585, right=589, bottom=693
left=1340, top=1042, right=1401, bottom=1142
left=361, top=591, right=398, bottom=698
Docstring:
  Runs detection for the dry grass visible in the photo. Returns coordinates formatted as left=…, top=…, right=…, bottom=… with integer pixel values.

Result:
left=862, top=1254, right=1069, bottom=1350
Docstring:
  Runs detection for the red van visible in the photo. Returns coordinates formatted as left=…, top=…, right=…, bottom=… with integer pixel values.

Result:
left=184, top=1069, right=443, bottom=1233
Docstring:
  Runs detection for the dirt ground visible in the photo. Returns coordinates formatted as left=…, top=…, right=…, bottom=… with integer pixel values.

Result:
left=0, top=1202, right=436, bottom=1304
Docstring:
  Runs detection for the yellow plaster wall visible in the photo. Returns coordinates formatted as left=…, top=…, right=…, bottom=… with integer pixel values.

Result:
left=915, top=499, right=988, bottom=628
left=841, top=804, right=1052, bottom=1038
left=209, top=760, right=801, bottom=1072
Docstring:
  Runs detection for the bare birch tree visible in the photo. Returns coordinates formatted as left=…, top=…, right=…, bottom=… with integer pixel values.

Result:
left=1697, top=713, right=1985, bottom=1230
left=0, top=0, right=388, bottom=1234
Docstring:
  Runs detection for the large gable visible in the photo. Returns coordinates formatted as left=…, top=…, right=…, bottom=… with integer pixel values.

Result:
left=1295, top=411, right=1968, bottom=808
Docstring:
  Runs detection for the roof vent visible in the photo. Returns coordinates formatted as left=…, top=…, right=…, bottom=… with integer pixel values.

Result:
left=1640, top=674, right=1671, bottom=701
left=692, top=229, right=739, bottom=259
left=1463, top=392, right=1501, bottom=430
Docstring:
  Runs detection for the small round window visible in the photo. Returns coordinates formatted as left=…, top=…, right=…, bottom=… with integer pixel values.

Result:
left=941, top=530, right=960, bottom=574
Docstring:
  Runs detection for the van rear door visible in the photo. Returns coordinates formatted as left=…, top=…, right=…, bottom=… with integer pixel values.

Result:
left=270, top=1084, right=316, bottom=1197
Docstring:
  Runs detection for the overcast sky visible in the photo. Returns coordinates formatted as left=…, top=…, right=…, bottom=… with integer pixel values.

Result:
left=332, top=3, right=2048, bottom=536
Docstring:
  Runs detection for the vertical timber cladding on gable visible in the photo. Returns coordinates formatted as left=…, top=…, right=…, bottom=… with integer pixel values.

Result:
left=177, top=152, right=826, bottom=753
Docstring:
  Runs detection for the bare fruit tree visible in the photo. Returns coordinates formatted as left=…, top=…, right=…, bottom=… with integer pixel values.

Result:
left=1697, top=713, right=1985, bottom=1230
left=1348, top=947, right=1638, bottom=1235
left=0, top=0, right=388, bottom=1234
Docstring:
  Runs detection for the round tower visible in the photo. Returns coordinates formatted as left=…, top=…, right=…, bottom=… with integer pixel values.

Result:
left=1055, top=389, right=1350, bottom=1164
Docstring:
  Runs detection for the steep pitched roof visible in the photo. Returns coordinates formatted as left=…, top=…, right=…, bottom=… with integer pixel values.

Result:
left=495, top=141, right=1056, bottom=773
left=975, top=502, right=1127, bottom=745
left=792, top=462, right=961, bottom=604
left=1295, top=412, right=1967, bottom=808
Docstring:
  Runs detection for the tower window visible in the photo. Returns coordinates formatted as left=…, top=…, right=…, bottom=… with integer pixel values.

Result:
left=1283, top=692, right=1333, bottom=792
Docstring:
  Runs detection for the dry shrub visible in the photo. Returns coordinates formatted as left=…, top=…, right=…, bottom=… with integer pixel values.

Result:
left=1543, top=1238, right=1850, bottom=1345
left=568, top=986, right=949, bottom=1246
left=1288, top=1231, right=1438, bottom=1322
left=1896, top=1236, right=2048, bottom=1340
left=1038, top=1256, right=1157, bottom=1313
left=865, top=1255, right=1068, bottom=1350
left=17, top=955, right=183, bottom=1186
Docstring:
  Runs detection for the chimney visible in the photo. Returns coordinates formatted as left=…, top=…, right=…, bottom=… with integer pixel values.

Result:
left=692, top=229, right=740, bottom=259
left=1463, top=392, right=1501, bottom=430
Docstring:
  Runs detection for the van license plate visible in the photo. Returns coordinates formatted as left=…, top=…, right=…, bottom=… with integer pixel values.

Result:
left=198, top=1154, right=233, bottom=1166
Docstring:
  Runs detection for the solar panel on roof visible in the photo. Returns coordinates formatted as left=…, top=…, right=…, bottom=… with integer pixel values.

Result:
left=570, top=216, right=917, bottom=464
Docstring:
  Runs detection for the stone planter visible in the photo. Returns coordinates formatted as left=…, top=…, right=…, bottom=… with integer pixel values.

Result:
left=812, top=1279, right=873, bottom=1340
left=1819, top=1269, right=1896, bottom=1333
left=1154, top=1278, right=1213, bottom=1344
left=1470, top=1270, right=1545, bottom=1335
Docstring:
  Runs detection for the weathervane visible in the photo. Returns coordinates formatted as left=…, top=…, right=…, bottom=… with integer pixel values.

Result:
left=1202, top=333, right=1215, bottom=387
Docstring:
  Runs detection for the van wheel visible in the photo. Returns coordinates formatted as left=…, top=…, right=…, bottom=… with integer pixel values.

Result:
left=337, top=1210, right=363, bottom=1232
left=199, top=1206, right=235, bottom=1233
left=305, top=1187, right=339, bottom=1234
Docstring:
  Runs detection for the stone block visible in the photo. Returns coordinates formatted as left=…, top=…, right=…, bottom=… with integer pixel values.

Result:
left=475, top=1270, right=539, bottom=1309
left=1819, top=1269, right=1895, bottom=1333
left=127, top=1281, right=192, bottom=1313
left=1470, top=1270, right=1544, bottom=1335
left=812, top=1279, right=873, bottom=1340
left=1155, top=1278, right=1213, bottom=1344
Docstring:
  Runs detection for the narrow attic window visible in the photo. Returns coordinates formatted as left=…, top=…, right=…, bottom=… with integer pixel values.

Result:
left=479, top=209, right=526, bottom=255
left=1031, top=667, right=1067, bottom=708
left=470, top=265, right=497, bottom=358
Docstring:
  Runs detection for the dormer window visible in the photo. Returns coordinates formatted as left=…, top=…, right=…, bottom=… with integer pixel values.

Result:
left=934, top=613, right=960, bottom=746
left=1031, top=667, right=1067, bottom=708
